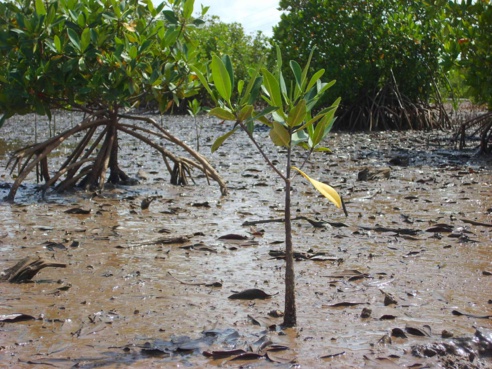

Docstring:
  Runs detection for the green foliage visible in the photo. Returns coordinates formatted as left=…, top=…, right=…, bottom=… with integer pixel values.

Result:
left=200, top=46, right=341, bottom=154
left=0, top=0, right=203, bottom=127
left=274, top=0, right=445, bottom=129
left=193, top=15, right=271, bottom=100
left=187, top=98, right=201, bottom=117
left=443, top=0, right=492, bottom=109
left=440, top=67, right=471, bottom=105
left=0, top=0, right=229, bottom=201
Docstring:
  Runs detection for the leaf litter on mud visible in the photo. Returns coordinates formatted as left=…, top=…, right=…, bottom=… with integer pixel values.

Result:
left=0, top=114, right=491, bottom=368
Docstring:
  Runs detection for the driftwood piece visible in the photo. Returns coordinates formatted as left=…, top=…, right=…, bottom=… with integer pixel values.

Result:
left=1, top=256, right=67, bottom=283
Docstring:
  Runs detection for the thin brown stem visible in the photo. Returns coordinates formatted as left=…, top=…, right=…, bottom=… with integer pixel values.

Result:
left=282, top=142, right=296, bottom=327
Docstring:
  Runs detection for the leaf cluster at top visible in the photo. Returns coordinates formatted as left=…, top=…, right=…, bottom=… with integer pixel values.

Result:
left=0, top=0, right=205, bottom=126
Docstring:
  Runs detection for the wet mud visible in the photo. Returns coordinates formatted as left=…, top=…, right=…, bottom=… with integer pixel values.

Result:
left=0, top=113, right=491, bottom=368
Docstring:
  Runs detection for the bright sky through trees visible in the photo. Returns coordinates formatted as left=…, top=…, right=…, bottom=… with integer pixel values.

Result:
left=195, top=0, right=281, bottom=36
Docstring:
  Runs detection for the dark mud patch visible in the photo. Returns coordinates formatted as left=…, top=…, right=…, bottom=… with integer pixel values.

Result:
left=0, top=112, right=491, bottom=368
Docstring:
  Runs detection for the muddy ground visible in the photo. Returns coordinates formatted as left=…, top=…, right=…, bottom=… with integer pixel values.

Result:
left=0, top=112, right=491, bottom=368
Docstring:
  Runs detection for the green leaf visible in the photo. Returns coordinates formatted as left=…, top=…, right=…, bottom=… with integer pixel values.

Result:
left=183, top=0, right=195, bottom=19
left=305, top=69, right=325, bottom=93
left=294, top=112, right=324, bottom=133
left=292, top=166, right=341, bottom=209
left=286, top=99, right=306, bottom=127
left=278, top=70, right=288, bottom=102
left=78, top=56, right=87, bottom=71
left=163, top=10, right=178, bottom=24
left=67, top=28, right=81, bottom=52
left=80, top=28, right=91, bottom=52
left=301, top=47, right=316, bottom=90
left=311, top=114, right=329, bottom=147
left=189, top=65, right=216, bottom=103
left=237, top=80, right=244, bottom=95
left=319, top=97, right=341, bottom=113
left=200, top=4, right=210, bottom=16
left=129, top=45, right=138, bottom=59
left=162, top=27, right=179, bottom=47
left=305, top=82, right=338, bottom=112
left=239, top=63, right=262, bottom=106
left=316, top=79, right=336, bottom=97
left=77, top=12, right=85, bottom=28
left=257, top=116, right=272, bottom=127
left=35, top=0, right=47, bottom=15
left=245, top=119, right=255, bottom=134
left=110, top=0, right=121, bottom=17
left=193, top=18, right=205, bottom=26
left=155, top=1, right=165, bottom=13
left=261, top=68, right=283, bottom=114
left=313, top=146, right=332, bottom=153
left=54, top=35, right=62, bottom=52
left=290, top=60, right=302, bottom=89
left=275, top=44, right=283, bottom=77
left=270, top=121, right=290, bottom=147
left=10, top=28, right=25, bottom=35
left=247, top=76, right=263, bottom=105
left=146, top=0, right=155, bottom=14
left=209, top=107, right=235, bottom=121
left=295, top=142, right=310, bottom=150
left=237, top=104, right=253, bottom=121
left=211, top=54, right=232, bottom=103
left=211, top=128, right=237, bottom=153
left=222, top=54, right=234, bottom=91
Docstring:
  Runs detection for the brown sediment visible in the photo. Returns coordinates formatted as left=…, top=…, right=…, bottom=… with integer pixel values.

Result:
left=0, top=112, right=490, bottom=368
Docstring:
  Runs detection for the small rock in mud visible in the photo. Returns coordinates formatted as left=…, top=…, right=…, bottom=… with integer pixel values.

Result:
left=380, top=290, right=398, bottom=306
left=442, top=330, right=454, bottom=338
left=228, top=288, right=273, bottom=300
left=357, top=167, right=391, bottom=181
left=389, top=155, right=410, bottom=166
left=137, top=169, right=149, bottom=180
left=360, top=307, right=372, bottom=318
left=140, top=197, right=154, bottom=209
left=268, top=309, right=284, bottom=318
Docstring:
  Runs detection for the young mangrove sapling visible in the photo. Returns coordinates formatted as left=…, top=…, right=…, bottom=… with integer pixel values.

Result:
left=192, top=47, right=345, bottom=327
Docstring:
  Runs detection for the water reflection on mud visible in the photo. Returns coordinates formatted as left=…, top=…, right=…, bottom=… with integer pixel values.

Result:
left=0, top=113, right=491, bottom=368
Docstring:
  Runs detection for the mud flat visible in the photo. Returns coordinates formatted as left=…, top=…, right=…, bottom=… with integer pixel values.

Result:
left=0, top=113, right=491, bottom=368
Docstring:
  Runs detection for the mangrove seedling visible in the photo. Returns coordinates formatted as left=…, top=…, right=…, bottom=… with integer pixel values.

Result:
left=192, top=47, right=345, bottom=327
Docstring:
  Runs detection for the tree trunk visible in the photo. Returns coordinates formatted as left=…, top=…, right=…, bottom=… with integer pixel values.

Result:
left=107, top=128, right=131, bottom=184
left=78, top=124, right=114, bottom=190
left=480, top=120, right=492, bottom=154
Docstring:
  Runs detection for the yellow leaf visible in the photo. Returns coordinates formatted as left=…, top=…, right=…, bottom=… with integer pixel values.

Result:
left=292, top=166, right=341, bottom=208
left=123, top=22, right=136, bottom=32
